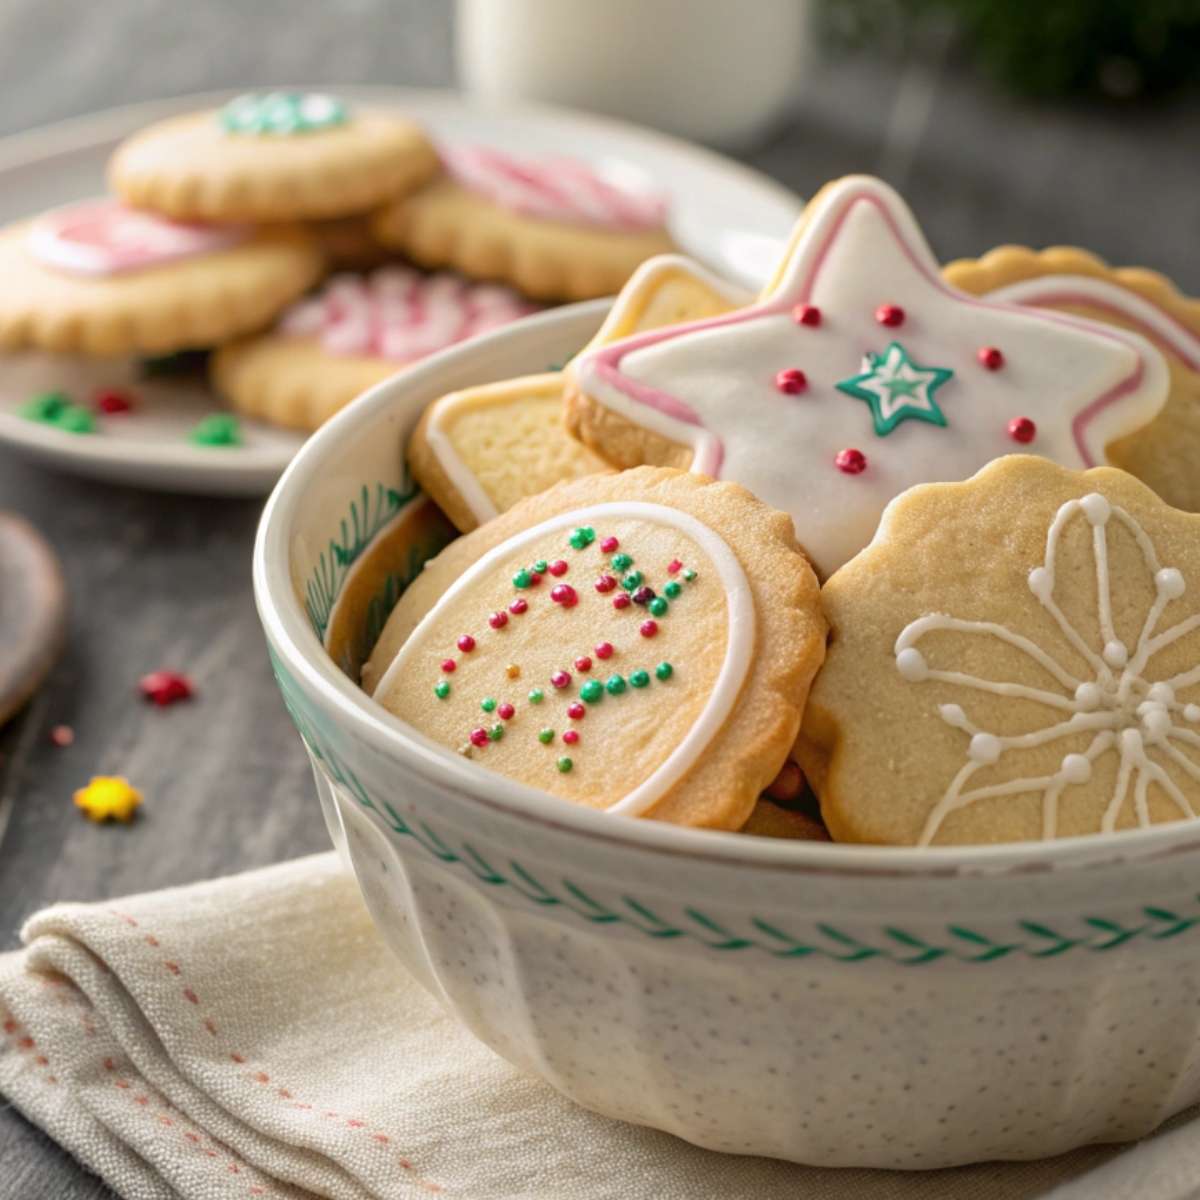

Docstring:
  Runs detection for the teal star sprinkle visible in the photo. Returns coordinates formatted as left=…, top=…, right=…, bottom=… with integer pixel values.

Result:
left=835, top=342, right=954, bottom=437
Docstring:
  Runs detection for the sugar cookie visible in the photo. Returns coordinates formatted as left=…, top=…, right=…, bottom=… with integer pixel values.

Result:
left=565, top=175, right=1170, bottom=576
left=944, top=245, right=1200, bottom=514
left=0, top=199, right=322, bottom=356
left=109, top=94, right=439, bottom=223
left=408, top=254, right=750, bottom=532
left=211, top=267, right=536, bottom=431
left=365, top=467, right=826, bottom=830
left=372, top=145, right=676, bottom=301
left=800, top=455, right=1200, bottom=845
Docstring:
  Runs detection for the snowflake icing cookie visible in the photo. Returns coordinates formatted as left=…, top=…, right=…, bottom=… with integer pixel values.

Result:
left=365, top=468, right=826, bottom=830
left=372, top=145, right=676, bottom=301
left=800, top=455, right=1200, bottom=846
left=944, top=245, right=1200, bottom=514
left=565, top=174, right=1170, bottom=576
left=211, top=268, right=538, bottom=432
left=109, top=94, right=439, bottom=223
left=408, top=254, right=751, bottom=533
left=0, top=199, right=322, bottom=356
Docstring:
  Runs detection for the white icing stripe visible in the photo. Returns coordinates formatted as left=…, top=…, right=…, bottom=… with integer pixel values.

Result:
left=423, top=254, right=751, bottom=525
left=986, top=275, right=1200, bottom=373
left=373, top=501, right=755, bottom=817
left=280, top=268, right=536, bottom=361
left=894, top=492, right=1200, bottom=843
left=573, top=175, right=1168, bottom=576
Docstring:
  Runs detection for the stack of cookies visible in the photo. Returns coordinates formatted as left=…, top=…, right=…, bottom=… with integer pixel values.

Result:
left=1, top=91, right=678, bottom=442
left=361, top=174, right=1200, bottom=848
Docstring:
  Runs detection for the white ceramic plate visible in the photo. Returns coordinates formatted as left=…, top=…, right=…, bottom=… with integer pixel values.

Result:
left=0, top=86, right=802, bottom=497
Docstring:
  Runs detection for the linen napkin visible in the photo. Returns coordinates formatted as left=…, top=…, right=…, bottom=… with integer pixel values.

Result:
left=2, top=852, right=1199, bottom=1200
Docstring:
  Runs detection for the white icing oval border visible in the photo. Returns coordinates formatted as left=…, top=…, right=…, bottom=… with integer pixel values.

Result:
left=372, top=500, right=755, bottom=817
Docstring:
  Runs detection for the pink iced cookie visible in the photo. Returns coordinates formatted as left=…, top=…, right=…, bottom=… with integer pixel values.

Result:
left=27, top=199, right=249, bottom=277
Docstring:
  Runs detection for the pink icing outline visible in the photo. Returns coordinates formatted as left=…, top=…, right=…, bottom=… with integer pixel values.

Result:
left=586, top=185, right=1157, bottom=472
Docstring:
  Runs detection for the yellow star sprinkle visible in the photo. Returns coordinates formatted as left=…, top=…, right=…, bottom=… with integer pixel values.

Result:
left=73, top=776, right=143, bottom=823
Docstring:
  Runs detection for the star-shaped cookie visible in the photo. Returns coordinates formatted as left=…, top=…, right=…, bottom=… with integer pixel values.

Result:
left=566, top=175, right=1169, bottom=575
left=407, top=254, right=751, bottom=532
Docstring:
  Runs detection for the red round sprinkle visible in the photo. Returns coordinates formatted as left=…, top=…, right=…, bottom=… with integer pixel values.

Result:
left=595, top=574, right=617, bottom=593
left=551, top=583, right=578, bottom=607
left=594, top=641, right=614, bottom=660
left=489, top=610, right=508, bottom=629
left=509, top=598, right=528, bottom=615
left=49, top=724, right=74, bottom=747
left=977, top=345, right=1004, bottom=370
left=775, top=367, right=808, bottom=395
left=835, top=448, right=867, bottom=475
left=667, top=559, right=683, bottom=575
left=1008, top=416, right=1037, bottom=444
left=875, top=304, right=905, bottom=327
left=469, top=728, right=489, bottom=747
left=562, top=729, right=580, bottom=745
left=527, top=571, right=542, bottom=586
left=497, top=702, right=515, bottom=720
left=551, top=670, right=572, bottom=689
left=95, top=388, right=135, bottom=415
left=441, top=659, right=457, bottom=673
left=548, top=559, right=569, bottom=577
left=600, top=536, right=619, bottom=553
left=457, top=634, right=476, bottom=653
left=567, top=701, right=585, bottom=719
left=574, top=656, right=592, bottom=672
left=139, top=670, right=194, bottom=706
left=640, top=620, right=658, bottom=638
left=793, top=304, right=821, bottom=327
left=613, top=593, right=631, bottom=610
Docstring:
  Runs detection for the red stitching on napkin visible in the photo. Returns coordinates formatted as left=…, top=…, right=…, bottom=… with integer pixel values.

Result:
left=105, top=910, right=446, bottom=1193
left=0, top=1009, right=58, bottom=1086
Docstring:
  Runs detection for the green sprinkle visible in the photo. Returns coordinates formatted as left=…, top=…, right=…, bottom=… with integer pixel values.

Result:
left=580, top=680, right=604, bottom=703
left=538, top=727, right=555, bottom=744
left=528, top=688, right=544, bottom=704
left=611, top=553, right=633, bottom=571
left=568, top=526, right=596, bottom=550
left=664, top=581, right=682, bottom=598
left=556, top=756, right=573, bottom=773
left=648, top=597, right=668, bottom=617
left=189, top=413, right=241, bottom=447
left=488, top=723, right=504, bottom=742
left=629, top=669, right=650, bottom=688
left=481, top=697, right=497, bottom=713
left=655, top=661, right=673, bottom=681
left=435, top=680, right=451, bottom=699
left=513, top=568, right=532, bottom=588
left=621, top=571, right=643, bottom=591
left=683, top=568, right=697, bottom=582
left=605, top=674, right=627, bottom=696
left=19, top=391, right=70, bottom=423
left=55, top=405, right=96, bottom=434
left=533, top=559, right=548, bottom=574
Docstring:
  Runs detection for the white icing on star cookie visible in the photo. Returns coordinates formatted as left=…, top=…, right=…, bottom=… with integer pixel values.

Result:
left=572, top=175, right=1169, bottom=574
left=895, top=492, right=1200, bottom=844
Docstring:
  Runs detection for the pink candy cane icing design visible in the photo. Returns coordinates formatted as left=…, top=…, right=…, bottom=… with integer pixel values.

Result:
left=279, top=268, right=538, bottom=361
left=27, top=199, right=249, bottom=277
left=440, top=145, right=669, bottom=232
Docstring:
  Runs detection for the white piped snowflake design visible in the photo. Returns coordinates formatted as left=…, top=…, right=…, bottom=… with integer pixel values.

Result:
left=894, top=493, right=1200, bottom=844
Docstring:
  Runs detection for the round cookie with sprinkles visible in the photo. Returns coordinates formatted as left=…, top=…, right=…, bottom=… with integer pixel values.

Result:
left=565, top=174, right=1170, bottom=576
left=800, top=455, right=1200, bottom=846
left=371, top=144, right=676, bottom=301
left=0, top=198, right=322, bottom=355
left=211, top=267, right=537, bottom=431
left=109, top=93, right=439, bottom=223
left=365, top=467, right=826, bottom=829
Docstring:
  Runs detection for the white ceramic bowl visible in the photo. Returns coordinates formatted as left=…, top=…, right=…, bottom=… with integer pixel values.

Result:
left=254, top=303, right=1200, bottom=1169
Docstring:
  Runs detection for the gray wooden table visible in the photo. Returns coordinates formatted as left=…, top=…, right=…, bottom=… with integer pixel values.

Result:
left=0, top=2, right=1197, bottom=1195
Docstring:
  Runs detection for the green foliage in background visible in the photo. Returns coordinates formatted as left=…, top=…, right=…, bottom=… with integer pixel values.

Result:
left=821, top=0, right=1200, bottom=99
